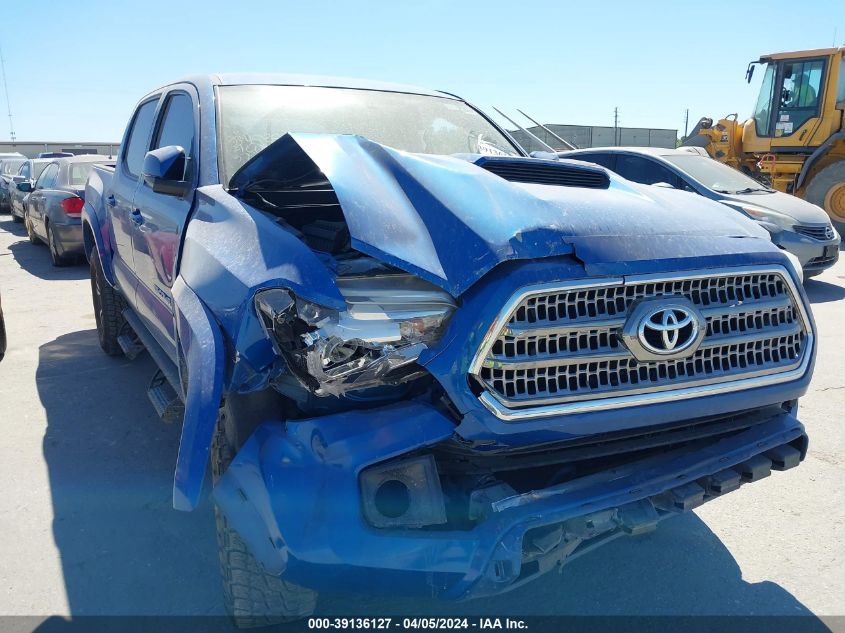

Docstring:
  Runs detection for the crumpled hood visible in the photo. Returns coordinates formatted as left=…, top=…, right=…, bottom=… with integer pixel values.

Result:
left=230, top=133, right=772, bottom=296
left=721, top=189, right=832, bottom=224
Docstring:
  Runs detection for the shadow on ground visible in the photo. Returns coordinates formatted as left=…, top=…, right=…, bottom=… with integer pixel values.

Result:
left=1, top=219, right=88, bottom=281
left=37, top=330, right=222, bottom=616
left=804, top=278, right=845, bottom=304
left=35, top=329, right=831, bottom=632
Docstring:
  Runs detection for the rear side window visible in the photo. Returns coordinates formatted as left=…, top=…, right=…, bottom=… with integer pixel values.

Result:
left=36, top=163, right=58, bottom=189
left=123, top=99, right=160, bottom=178
left=154, top=93, right=195, bottom=156
left=615, top=155, right=678, bottom=186
left=19, top=163, right=30, bottom=179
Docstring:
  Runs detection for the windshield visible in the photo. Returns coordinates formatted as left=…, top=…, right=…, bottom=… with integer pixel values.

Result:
left=68, top=162, right=102, bottom=186
left=217, top=85, right=521, bottom=185
left=752, top=63, right=775, bottom=137
left=32, top=161, right=49, bottom=180
left=1, top=159, right=25, bottom=175
left=663, top=154, right=772, bottom=194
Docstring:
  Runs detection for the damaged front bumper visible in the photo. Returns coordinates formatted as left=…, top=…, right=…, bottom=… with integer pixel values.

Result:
left=213, top=401, right=807, bottom=600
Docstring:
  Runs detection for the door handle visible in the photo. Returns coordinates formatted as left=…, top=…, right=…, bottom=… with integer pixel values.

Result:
left=107, top=194, right=117, bottom=207
left=131, top=209, right=144, bottom=225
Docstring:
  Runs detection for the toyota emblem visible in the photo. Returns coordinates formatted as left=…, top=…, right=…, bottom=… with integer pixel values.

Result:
left=621, top=299, right=706, bottom=361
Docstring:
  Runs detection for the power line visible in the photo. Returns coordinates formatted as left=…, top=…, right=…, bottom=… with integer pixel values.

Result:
left=0, top=41, right=15, bottom=144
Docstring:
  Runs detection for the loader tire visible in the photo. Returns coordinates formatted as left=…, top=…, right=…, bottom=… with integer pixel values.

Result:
left=805, top=161, right=845, bottom=233
left=90, top=249, right=126, bottom=356
left=211, top=398, right=318, bottom=628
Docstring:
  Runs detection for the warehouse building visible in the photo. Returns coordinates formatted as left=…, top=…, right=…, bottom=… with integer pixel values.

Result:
left=509, top=124, right=678, bottom=152
left=0, top=141, right=119, bottom=158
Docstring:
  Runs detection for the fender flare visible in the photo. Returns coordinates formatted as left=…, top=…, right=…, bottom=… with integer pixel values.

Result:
left=172, top=276, right=225, bottom=511
left=796, top=132, right=845, bottom=189
left=81, top=205, right=116, bottom=286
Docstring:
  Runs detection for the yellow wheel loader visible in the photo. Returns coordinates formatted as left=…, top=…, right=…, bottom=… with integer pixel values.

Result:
left=684, top=47, right=845, bottom=230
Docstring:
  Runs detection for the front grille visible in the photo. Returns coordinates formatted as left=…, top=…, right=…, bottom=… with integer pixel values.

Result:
left=471, top=268, right=811, bottom=418
left=793, top=224, right=834, bottom=241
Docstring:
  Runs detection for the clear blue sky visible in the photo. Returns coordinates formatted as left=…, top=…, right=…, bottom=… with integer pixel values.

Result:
left=1, top=0, right=842, bottom=142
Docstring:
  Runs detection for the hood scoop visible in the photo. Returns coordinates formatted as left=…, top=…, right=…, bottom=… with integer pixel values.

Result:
left=475, top=156, right=610, bottom=189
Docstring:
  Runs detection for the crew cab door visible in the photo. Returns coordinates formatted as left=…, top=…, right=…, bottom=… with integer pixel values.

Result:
left=131, top=87, right=198, bottom=358
left=107, top=97, right=160, bottom=302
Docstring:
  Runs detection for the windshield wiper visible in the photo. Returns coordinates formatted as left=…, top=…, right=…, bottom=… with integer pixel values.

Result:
left=714, top=186, right=772, bottom=194
left=733, top=186, right=773, bottom=194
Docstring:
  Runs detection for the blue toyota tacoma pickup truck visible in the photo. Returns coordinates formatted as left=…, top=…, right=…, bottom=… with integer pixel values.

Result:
left=84, top=74, right=815, bottom=625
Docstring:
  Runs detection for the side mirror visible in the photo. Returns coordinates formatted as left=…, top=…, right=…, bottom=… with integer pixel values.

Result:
left=16, top=182, right=32, bottom=193
left=142, top=146, right=190, bottom=196
left=745, top=63, right=755, bottom=84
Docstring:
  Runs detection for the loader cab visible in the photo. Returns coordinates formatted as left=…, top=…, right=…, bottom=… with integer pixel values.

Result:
left=747, top=48, right=845, bottom=147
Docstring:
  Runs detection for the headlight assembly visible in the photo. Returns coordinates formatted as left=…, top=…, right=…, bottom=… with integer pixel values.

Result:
left=255, top=274, right=456, bottom=396
left=733, top=204, right=795, bottom=233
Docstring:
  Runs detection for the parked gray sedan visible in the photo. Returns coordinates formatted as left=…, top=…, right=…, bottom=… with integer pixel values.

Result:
left=21, top=155, right=114, bottom=266
left=0, top=156, right=26, bottom=212
left=559, top=146, right=841, bottom=277
left=9, top=158, right=51, bottom=222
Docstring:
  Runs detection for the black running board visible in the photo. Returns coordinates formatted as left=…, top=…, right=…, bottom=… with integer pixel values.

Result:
left=122, top=307, right=184, bottom=403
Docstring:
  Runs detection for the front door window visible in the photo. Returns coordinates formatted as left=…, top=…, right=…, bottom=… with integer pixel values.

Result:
left=775, top=59, right=824, bottom=137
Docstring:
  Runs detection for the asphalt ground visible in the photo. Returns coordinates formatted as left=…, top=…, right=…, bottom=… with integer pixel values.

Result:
left=1, top=215, right=843, bottom=630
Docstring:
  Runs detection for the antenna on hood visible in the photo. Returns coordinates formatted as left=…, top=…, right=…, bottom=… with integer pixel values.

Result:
left=492, top=107, right=557, bottom=155
left=516, top=109, right=577, bottom=150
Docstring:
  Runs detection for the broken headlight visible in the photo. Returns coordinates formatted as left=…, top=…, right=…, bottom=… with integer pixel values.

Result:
left=255, top=274, right=456, bottom=396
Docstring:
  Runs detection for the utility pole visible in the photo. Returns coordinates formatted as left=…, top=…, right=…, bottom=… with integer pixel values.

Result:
left=684, top=108, right=689, bottom=140
left=613, top=107, right=619, bottom=146
left=0, top=42, right=14, bottom=144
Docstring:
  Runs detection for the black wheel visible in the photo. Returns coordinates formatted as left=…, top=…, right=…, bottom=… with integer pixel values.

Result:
left=212, top=395, right=318, bottom=628
left=25, top=213, right=42, bottom=245
left=805, top=161, right=845, bottom=234
left=46, top=223, right=67, bottom=266
left=90, top=249, right=126, bottom=356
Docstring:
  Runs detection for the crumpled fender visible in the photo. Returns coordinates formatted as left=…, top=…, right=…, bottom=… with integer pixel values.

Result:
left=172, top=276, right=225, bottom=511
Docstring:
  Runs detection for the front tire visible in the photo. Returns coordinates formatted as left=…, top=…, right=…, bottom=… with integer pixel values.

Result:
left=211, top=397, right=318, bottom=628
left=805, top=161, right=845, bottom=234
left=90, top=249, right=126, bottom=356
